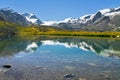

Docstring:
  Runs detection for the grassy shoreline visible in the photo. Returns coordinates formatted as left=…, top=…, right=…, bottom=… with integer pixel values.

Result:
left=18, top=28, right=120, bottom=38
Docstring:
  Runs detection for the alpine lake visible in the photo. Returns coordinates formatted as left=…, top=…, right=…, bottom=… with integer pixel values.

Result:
left=0, top=35, right=120, bottom=80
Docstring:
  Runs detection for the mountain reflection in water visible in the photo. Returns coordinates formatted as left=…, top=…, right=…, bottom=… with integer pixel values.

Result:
left=0, top=36, right=120, bottom=58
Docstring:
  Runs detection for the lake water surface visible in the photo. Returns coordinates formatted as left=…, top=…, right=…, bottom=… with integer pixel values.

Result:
left=0, top=36, right=120, bottom=80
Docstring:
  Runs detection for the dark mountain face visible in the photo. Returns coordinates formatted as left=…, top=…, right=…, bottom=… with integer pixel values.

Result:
left=0, top=8, right=30, bottom=25
left=0, top=16, right=5, bottom=21
left=92, top=11, right=102, bottom=22
left=0, top=8, right=42, bottom=26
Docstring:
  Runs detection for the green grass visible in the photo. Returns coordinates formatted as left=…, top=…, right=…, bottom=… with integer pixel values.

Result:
left=18, top=26, right=120, bottom=38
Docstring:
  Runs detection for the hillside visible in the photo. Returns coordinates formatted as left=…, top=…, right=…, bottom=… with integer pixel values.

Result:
left=0, top=7, right=42, bottom=25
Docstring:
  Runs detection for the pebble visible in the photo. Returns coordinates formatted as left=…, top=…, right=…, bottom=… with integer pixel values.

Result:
left=0, top=64, right=11, bottom=72
left=63, top=73, right=75, bottom=78
left=35, top=66, right=47, bottom=70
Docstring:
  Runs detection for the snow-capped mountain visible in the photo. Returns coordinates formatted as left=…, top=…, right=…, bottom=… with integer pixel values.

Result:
left=43, top=7, right=120, bottom=25
left=0, top=7, right=42, bottom=25
left=42, top=7, right=120, bottom=31
left=22, top=13, right=42, bottom=25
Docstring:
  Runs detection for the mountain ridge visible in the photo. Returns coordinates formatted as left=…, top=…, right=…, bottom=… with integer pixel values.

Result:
left=42, top=7, right=120, bottom=25
left=42, top=7, right=120, bottom=31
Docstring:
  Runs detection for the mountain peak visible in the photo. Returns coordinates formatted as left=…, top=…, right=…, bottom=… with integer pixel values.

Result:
left=22, top=13, right=42, bottom=24
left=115, top=7, right=120, bottom=11
left=99, top=8, right=111, bottom=14
left=22, top=13, right=35, bottom=18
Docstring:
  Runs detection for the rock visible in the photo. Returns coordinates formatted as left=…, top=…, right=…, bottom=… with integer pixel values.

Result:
left=0, top=64, right=11, bottom=72
left=63, top=73, right=75, bottom=78
left=79, top=78, right=86, bottom=80
left=100, top=71, right=111, bottom=80
left=2, top=64, right=11, bottom=69
left=35, top=66, right=47, bottom=70
left=35, top=66, right=43, bottom=69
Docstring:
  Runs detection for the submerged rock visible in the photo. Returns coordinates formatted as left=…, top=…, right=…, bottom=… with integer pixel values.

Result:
left=64, top=66, right=75, bottom=70
left=88, top=63, right=97, bottom=67
left=2, top=64, right=11, bottom=69
left=63, top=73, right=75, bottom=78
left=35, top=66, right=47, bottom=70
left=99, top=71, right=111, bottom=80
left=0, top=64, right=11, bottom=72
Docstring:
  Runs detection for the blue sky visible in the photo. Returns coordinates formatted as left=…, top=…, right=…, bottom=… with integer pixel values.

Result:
left=0, top=0, right=120, bottom=21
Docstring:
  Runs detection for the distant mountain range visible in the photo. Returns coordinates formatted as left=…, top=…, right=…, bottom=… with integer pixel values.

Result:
left=42, top=7, right=120, bottom=31
left=0, top=7, right=120, bottom=31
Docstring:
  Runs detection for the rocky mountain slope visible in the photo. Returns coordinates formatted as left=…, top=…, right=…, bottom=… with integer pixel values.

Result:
left=0, top=7, right=42, bottom=25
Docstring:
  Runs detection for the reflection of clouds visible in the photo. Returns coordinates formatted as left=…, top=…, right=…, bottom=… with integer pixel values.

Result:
left=41, top=40, right=95, bottom=52
left=26, top=42, right=38, bottom=52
